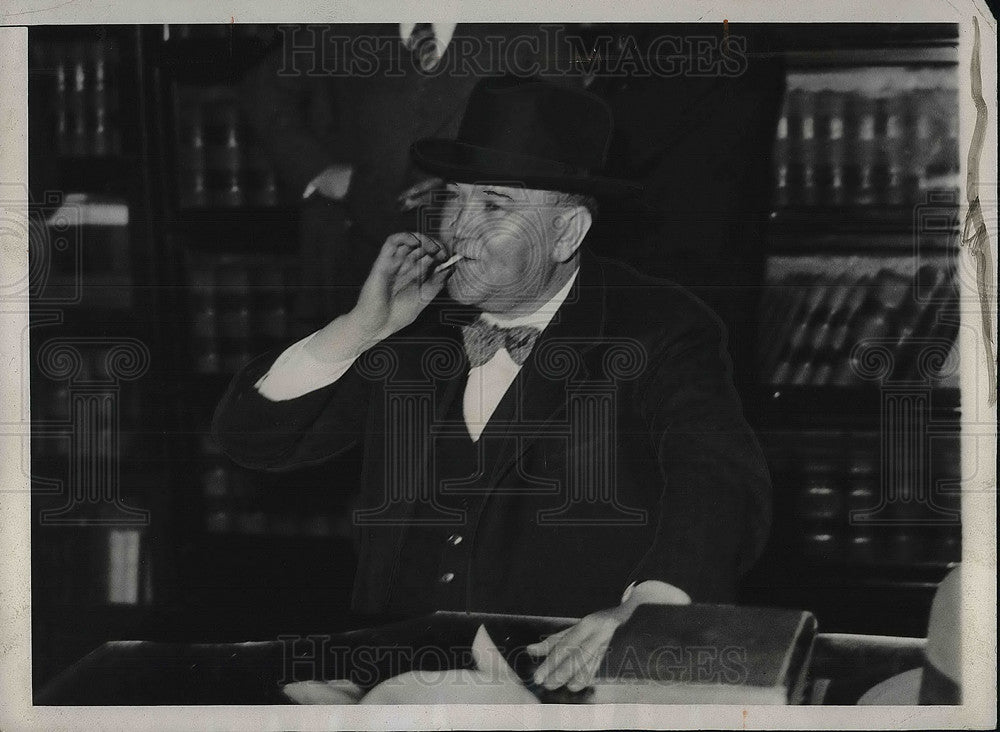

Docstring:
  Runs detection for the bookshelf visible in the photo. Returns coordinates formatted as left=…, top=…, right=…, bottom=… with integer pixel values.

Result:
left=28, top=25, right=172, bottom=688
left=739, top=26, right=962, bottom=636
left=147, top=23, right=359, bottom=639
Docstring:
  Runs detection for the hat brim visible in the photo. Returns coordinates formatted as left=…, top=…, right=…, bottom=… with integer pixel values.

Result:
left=411, top=139, right=643, bottom=200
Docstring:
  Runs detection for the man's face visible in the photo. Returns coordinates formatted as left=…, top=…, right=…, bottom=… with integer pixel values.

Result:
left=437, top=182, right=574, bottom=313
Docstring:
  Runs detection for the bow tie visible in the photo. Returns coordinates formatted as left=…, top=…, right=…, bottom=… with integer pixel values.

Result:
left=460, top=319, right=541, bottom=368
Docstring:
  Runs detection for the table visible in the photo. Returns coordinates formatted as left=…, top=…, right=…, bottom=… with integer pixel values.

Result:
left=35, top=613, right=927, bottom=706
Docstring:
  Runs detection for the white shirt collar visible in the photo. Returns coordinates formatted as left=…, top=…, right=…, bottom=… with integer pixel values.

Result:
left=480, top=268, right=580, bottom=332
left=399, top=23, right=457, bottom=51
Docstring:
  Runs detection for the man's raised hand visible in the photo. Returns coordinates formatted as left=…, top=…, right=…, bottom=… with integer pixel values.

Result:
left=350, top=232, right=451, bottom=342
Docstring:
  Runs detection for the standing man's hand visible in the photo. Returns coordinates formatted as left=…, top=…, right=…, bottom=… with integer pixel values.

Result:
left=396, top=176, right=445, bottom=213
left=304, top=164, right=354, bottom=201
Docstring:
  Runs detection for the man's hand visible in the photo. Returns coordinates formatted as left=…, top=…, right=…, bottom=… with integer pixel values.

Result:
left=396, top=176, right=445, bottom=213
left=304, top=164, right=353, bottom=201
left=526, top=581, right=691, bottom=693
left=526, top=605, right=630, bottom=693
left=349, top=232, right=450, bottom=342
left=301, top=232, right=449, bottom=367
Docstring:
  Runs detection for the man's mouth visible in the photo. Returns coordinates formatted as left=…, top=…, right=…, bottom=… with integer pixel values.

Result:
left=435, top=253, right=476, bottom=274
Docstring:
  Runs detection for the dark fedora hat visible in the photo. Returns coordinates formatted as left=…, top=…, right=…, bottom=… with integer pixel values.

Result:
left=411, top=76, right=642, bottom=200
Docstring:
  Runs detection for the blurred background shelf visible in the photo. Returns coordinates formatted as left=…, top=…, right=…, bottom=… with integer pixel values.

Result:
left=747, top=385, right=961, bottom=430
left=169, top=206, right=300, bottom=249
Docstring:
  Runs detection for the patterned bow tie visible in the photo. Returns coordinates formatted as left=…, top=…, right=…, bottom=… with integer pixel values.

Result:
left=460, top=319, right=541, bottom=367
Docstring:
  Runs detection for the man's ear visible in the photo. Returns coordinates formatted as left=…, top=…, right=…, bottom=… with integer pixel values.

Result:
left=551, top=205, right=592, bottom=263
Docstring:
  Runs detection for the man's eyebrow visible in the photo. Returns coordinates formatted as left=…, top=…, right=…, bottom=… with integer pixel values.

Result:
left=482, top=189, right=515, bottom=201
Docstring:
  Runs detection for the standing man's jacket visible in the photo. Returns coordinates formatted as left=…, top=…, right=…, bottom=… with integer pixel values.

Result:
left=241, top=23, right=587, bottom=316
left=213, top=252, right=772, bottom=618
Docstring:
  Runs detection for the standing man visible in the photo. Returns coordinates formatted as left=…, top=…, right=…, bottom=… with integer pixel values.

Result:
left=215, top=77, right=771, bottom=692
left=241, top=23, right=584, bottom=319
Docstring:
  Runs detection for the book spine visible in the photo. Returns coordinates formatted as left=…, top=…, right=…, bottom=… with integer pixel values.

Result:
left=53, top=44, right=70, bottom=156
left=851, top=93, right=878, bottom=206
left=217, top=259, right=252, bottom=372
left=91, top=42, right=110, bottom=156
left=190, top=263, right=220, bottom=372
left=881, top=94, right=906, bottom=206
left=177, top=98, right=207, bottom=208
left=845, top=444, right=879, bottom=563
left=796, top=447, right=845, bottom=560
left=816, top=91, right=846, bottom=208
left=107, top=528, right=141, bottom=604
left=204, top=99, right=244, bottom=207
left=202, top=461, right=232, bottom=533
left=68, top=41, right=89, bottom=157
left=773, top=105, right=790, bottom=208
left=244, top=143, right=279, bottom=207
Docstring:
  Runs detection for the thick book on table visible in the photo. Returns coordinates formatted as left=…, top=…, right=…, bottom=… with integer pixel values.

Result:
left=299, top=605, right=816, bottom=704
left=593, top=603, right=817, bottom=705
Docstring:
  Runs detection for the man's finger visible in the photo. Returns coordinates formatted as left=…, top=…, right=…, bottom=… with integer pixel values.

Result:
left=394, top=253, right=439, bottom=296
left=531, top=625, right=592, bottom=683
left=407, top=231, right=446, bottom=258
left=566, top=634, right=612, bottom=692
left=526, top=627, right=571, bottom=657
left=536, top=629, right=600, bottom=690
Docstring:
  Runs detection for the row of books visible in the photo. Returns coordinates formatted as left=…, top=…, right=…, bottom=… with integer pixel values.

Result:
left=187, top=253, right=300, bottom=373
left=175, top=86, right=282, bottom=208
left=759, top=258, right=959, bottom=387
left=773, top=86, right=959, bottom=208
left=798, top=523, right=961, bottom=564
left=768, top=433, right=961, bottom=565
left=34, top=40, right=123, bottom=158
left=32, top=526, right=150, bottom=606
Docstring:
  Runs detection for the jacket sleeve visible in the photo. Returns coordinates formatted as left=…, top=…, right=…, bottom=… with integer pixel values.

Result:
left=211, top=347, right=373, bottom=472
left=239, top=28, right=351, bottom=194
left=625, top=308, right=772, bottom=602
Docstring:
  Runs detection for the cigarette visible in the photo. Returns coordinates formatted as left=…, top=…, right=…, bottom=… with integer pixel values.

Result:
left=434, top=253, right=465, bottom=273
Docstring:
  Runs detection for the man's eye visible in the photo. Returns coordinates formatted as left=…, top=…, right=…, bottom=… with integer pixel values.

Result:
left=483, top=201, right=501, bottom=212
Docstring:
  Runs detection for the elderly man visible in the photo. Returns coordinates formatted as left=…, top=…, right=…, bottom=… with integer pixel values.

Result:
left=213, top=77, right=771, bottom=692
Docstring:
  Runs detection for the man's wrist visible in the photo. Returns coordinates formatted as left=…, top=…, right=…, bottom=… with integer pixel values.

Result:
left=621, top=580, right=692, bottom=609
left=304, top=310, right=383, bottom=364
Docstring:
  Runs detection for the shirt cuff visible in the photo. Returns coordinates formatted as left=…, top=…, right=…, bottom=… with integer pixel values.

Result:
left=621, top=580, right=692, bottom=606
left=254, top=331, right=357, bottom=401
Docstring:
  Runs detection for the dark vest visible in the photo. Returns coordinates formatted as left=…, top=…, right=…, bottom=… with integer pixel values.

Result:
left=382, top=365, right=521, bottom=616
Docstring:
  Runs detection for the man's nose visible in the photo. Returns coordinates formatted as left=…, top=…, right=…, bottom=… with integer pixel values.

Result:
left=446, top=202, right=475, bottom=243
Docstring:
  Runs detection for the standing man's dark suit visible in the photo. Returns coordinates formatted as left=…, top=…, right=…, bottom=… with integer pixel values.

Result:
left=213, top=250, right=772, bottom=618
left=241, top=23, right=584, bottom=317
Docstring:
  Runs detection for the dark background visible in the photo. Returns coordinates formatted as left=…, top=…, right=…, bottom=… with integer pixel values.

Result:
left=28, top=22, right=962, bottom=691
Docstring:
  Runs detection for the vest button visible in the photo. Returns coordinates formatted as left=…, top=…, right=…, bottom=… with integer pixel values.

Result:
left=439, top=572, right=455, bottom=584
left=447, top=534, right=463, bottom=546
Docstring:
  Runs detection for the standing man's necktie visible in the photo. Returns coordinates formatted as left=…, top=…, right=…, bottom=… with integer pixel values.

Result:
left=461, top=320, right=542, bottom=368
left=409, top=23, right=440, bottom=72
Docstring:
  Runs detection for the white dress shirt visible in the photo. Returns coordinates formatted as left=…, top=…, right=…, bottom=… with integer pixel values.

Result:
left=255, top=269, right=578, bottom=443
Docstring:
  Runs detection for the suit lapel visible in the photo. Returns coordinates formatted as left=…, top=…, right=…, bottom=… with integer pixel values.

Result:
left=487, top=251, right=608, bottom=487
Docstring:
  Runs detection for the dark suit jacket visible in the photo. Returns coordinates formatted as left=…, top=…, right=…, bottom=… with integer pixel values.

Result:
left=212, top=251, right=772, bottom=617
